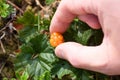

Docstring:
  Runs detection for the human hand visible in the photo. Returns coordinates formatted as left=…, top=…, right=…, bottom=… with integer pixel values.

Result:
left=49, top=0, right=120, bottom=75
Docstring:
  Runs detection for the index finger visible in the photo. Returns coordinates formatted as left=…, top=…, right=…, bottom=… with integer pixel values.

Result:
left=50, top=0, right=75, bottom=33
left=49, top=0, right=96, bottom=33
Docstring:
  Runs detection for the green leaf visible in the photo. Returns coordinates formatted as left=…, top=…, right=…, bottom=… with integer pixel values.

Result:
left=3, top=78, right=8, bottom=80
left=39, top=52, right=57, bottom=63
left=26, top=61, right=43, bottom=76
left=3, top=3, right=9, bottom=9
left=29, top=34, right=48, bottom=53
left=15, top=71, right=21, bottom=80
left=20, top=44, right=35, bottom=54
left=15, top=70, right=29, bottom=80
left=46, top=0, right=55, bottom=5
left=15, top=32, right=55, bottom=79
left=15, top=55, right=52, bottom=79
left=25, top=59, right=51, bottom=77
left=19, top=25, right=38, bottom=43
left=17, top=11, right=38, bottom=26
left=82, top=71, right=92, bottom=80
left=11, top=78, right=16, bottom=80
left=34, top=71, right=52, bottom=80
left=15, top=53, right=32, bottom=68
left=21, top=71, right=29, bottom=80
left=89, top=30, right=103, bottom=46
left=51, top=60, right=74, bottom=79
left=75, top=29, right=93, bottom=45
left=81, top=29, right=93, bottom=45
left=0, top=1, right=11, bottom=18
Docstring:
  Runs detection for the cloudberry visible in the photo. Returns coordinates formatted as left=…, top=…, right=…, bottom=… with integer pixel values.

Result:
left=50, top=32, right=64, bottom=47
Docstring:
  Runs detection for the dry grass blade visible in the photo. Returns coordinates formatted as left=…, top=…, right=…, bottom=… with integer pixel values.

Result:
left=6, top=0, right=24, bottom=14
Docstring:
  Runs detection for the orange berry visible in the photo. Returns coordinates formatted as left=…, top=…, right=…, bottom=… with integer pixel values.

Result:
left=50, top=32, right=64, bottom=47
left=15, top=49, right=21, bottom=53
left=13, top=23, right=24, bottom=30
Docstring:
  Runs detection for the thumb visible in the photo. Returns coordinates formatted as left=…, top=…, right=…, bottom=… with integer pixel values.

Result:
left=55, top=42, right=109, bottom=74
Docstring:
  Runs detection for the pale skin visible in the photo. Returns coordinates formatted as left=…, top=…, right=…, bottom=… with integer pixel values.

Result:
left=49, top=0, right=120, bottom=75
